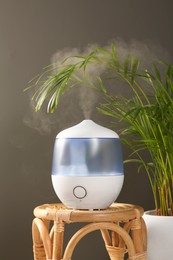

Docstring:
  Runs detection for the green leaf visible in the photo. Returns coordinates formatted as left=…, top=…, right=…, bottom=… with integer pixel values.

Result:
left=97, top=77, right=107, bottom=94
left=131, top=57, right=140, bottom=84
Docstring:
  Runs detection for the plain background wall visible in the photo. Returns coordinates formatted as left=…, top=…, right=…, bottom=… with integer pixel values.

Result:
left=0, top=0, right=173, bottom=259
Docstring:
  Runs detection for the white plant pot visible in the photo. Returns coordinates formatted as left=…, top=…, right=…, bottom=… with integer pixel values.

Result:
left=143, top=210, right=173, bottom=260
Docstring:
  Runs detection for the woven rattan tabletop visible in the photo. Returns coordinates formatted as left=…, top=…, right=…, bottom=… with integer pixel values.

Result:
left=33, top=203, right=144, bottom=223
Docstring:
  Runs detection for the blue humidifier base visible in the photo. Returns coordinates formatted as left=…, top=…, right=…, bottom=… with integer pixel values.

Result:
left=51, top=175, right=124, bottom=210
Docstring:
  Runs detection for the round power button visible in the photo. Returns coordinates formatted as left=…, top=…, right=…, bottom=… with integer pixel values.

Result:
left=73, top=186, right=87, bottom=199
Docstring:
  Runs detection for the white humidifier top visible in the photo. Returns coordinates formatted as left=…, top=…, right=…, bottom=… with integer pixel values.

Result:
left=56, top=119, right=119, bottom=138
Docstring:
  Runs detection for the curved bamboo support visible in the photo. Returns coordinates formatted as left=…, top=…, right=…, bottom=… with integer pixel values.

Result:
left=32, top=218, right=52, bottom=260
left=62, top=222, right=136, bottom=260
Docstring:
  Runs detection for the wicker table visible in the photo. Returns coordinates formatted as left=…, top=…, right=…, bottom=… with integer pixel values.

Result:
left=32, top=203, right=147, bottom=260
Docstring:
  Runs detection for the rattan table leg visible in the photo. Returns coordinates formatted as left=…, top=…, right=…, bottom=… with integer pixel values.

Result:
left=52, top=221, right=65, bottom=260
left=100, top=229, right=111, bottom=246
left=141, top=218, right=147, bottom=252
left=32, top=218, right=52, bottom=260
left=130, top=218, right=147, bottom=260
left=101, top=227, right=127, bottom=259
left=130, top=218, right=143, bottom=253
left=111, top=228, right=120, bottom=247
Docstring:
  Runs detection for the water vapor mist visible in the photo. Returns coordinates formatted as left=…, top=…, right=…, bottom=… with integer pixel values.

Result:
left=24, top=99, right=54, bottom=135
left=24, top=38, right=170, bottom=134
left=51, top=44, right=105, bottom=119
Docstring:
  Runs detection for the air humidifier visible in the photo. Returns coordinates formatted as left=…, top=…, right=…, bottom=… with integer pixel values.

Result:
left=52, top=119, right=124, bottom=209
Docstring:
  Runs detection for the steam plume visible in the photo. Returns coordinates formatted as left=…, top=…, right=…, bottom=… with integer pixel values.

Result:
left=24, top=38, right=170, bottom=134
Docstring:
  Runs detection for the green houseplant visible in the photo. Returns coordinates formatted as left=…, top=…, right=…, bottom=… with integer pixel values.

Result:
left=27, top=44, right=173, bottom=217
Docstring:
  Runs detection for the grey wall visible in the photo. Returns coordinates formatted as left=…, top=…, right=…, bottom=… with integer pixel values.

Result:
left=0, top=0, right=173, bottom=259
